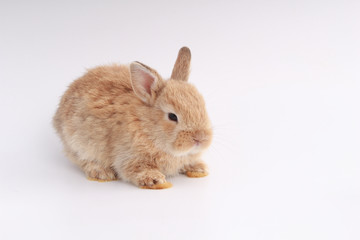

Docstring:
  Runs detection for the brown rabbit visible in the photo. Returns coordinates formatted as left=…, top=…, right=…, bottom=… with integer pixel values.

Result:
left=53, top=47, right=212, bottom=189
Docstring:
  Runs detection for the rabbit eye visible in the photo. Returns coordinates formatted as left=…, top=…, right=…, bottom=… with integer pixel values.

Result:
left=168, top=113, right=178, bottom=122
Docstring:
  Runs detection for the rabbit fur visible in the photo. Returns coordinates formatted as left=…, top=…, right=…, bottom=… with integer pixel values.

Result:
left=53, top=47, right=212, bottom=189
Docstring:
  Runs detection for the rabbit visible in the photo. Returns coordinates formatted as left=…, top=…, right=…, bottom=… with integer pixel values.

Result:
left=53, top=47, right=212, bottom=189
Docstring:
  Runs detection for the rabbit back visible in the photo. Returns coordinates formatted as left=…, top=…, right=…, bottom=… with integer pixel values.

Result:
left=53, top=64, right=135, bottom=167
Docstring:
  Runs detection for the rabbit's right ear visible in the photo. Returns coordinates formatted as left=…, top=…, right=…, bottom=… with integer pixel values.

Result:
left=130, top=62, right=163, bottom=104
left=171, top=47, right=191, bottom=82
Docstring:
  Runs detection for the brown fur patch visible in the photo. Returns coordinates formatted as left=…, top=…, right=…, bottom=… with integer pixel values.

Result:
left=87, top=177, right=118, bottom=182
left=186, top=171, right=208, bottom=178
left=140, top=182, right=172, bottom=189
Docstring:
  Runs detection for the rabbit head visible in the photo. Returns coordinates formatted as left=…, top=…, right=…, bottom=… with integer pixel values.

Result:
left=130, top=47, right=212, bottom=157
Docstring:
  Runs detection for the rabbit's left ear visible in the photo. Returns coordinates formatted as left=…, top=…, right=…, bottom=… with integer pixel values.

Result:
left=171, top=47, right=191, bottom=82
left=130, top=61, right=163, bottom=104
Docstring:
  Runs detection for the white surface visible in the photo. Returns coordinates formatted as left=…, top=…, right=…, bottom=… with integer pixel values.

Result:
left=1, top=1, right=359, bottom=239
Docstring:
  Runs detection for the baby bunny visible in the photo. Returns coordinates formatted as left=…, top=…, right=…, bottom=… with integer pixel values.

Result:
left=53, top=47, right=212, bottom=189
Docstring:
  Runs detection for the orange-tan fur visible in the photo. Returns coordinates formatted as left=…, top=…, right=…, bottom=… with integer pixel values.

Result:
left=53, top=47, right=212, bottom=189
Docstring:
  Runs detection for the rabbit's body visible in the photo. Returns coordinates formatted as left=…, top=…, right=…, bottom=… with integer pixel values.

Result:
left=53, top=47, right=212, bottom=189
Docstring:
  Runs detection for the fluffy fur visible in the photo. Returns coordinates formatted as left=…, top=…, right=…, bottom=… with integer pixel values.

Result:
left=53, top=47, right=212, bottom=189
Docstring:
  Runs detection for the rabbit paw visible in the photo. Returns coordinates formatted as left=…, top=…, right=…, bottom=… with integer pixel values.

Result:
left=184, top=162, right=209, bottom=178
left=86, top=167, right=118, bottom=182
left=137, top=171, right=172, bottom=189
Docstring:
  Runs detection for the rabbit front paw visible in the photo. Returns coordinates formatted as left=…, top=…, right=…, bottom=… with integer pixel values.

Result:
left=136, top=170, right=172, bottom=189
left=184, top=161, right=209, bottom=178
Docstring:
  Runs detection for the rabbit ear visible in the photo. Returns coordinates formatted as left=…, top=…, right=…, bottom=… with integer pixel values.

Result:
left=171, top=47, right=191, bottom=82
left=130, top=61, right=163, bottom=104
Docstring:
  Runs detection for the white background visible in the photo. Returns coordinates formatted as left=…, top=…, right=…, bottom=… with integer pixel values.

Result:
left=1, top=1, right=359, bottom=239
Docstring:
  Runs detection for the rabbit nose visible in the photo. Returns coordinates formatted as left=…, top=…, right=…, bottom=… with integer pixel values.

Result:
left=193, top=130, right=207, bottom=145
left=193, top=138, right=201, bottom=146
